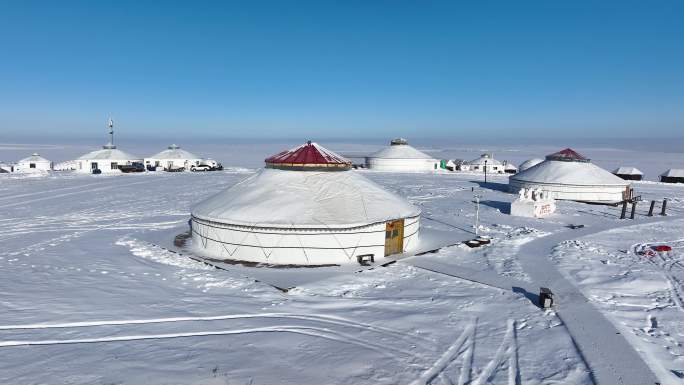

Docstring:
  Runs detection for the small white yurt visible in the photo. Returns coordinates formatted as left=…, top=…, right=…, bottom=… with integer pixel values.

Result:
left=144, top=144, right=202, bottom=171
left=14, top=153, right=52, bottom=172
left=461, top=153, right=504, bottom=173
left=613, top=167, right=643, bottom=181
left=519, top=158, right=544, bottom=172
left=365, top=138, right=439, bottom=172
left=190, top=141, right=421, bottom=266
left=503, top=162, right=518, bottom=174
left=509, top=148, right=631, bottom=202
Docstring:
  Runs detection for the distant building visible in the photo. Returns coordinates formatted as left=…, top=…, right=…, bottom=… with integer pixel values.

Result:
left=518, top=158, right=544, bottom=172
left=503, top=162, right=518, bottom=174
left=75, top=118, right=142, bottom=173
left=509, top=148, right=631, bottom=203
left=365, top=138, right=439, bottom=172
left=660, top=169, right=684, bottom=184
left=14, top=153, right=52, bottom=172
left=144, top=144, right=202, bottom=171
left=613, top=167, right=643, bottom=181
left=460, top=153, right=504, bottom=173
left=0, top=162, right=13, bottom=173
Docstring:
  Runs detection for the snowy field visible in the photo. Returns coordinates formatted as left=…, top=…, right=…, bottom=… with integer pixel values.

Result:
left=1, top=158, right=684, bottom=384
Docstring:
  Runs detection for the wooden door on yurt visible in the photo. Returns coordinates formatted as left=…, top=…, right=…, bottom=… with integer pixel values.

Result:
left=384, top=219, right=404, bottom=256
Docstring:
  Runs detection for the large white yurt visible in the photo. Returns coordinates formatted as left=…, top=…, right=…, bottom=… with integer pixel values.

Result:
left=76, top=118, right=142, bottom=173
left=144, top=144, right=202, bottom=171
left=190, top=141, right=421, bottom=266
left=518, top=158, right=544, bottom=172
left=460, top=153, right=504, bottom=173
left=76, top=143, right=142, bottom=173
left=13, top=153, right=52, bottom=172
left=509, top=148, right=631, bottom=202
left=365, top=138, right=439, bottom=171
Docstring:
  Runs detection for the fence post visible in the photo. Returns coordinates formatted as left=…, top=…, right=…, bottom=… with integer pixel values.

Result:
left=630, top=201, right=637, bottom=219
left=648, top=200, right=655, bottom=216
left=620, top=201, right=627, bottom=219
left=661, top=199, right=668, bottom=216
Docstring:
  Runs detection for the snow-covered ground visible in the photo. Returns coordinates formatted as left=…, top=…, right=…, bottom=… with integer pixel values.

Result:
left=1, top=158, right=683, bottom=384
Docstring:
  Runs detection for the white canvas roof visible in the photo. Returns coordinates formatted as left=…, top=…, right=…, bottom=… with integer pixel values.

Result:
left=78, top=144, right=140, bottom=161
left=148, top=144, right=200, bottom=160
left=613, top=167, right=643, bottom=175
left=661, top=169, right=684, bottom=178
left=368, top=144, right=434, bottom=160
left=511, top=160, right=628, bottom=187
left=192, top=168, right=420, bottom=229
left=504, top=163, right=517, bottom=171
left=18, top=153, right=50, bottom=163
left=519, top=158, right=543, bottom=171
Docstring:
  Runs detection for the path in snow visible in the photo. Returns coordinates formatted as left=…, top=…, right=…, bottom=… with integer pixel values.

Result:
left=516, top=218, right=679, bottom=385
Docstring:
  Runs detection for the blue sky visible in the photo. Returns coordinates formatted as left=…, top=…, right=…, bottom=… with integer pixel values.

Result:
left=0, top=1, right=682, bottom=141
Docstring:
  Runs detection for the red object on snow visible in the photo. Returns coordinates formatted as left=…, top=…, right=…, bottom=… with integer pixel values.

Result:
left=265, top=141, right=352, bottom=171
left=546, top=148, right=590, bottom=162
left=652, top=245, right=672, bottom=252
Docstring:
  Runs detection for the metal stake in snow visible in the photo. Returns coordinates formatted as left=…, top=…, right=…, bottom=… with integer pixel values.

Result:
left=473, top=191, right=482, bottom=235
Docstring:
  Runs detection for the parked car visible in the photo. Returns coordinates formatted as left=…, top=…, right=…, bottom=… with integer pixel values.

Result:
left=118, top=162, right=145, bottom=173
left=92, top=168, right=102, bottom=175
left=165, top=166, right=185, bottom=172
left=191, top=164, right=212, bottom=172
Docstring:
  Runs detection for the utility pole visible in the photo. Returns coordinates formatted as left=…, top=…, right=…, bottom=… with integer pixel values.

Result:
left=484, top=159, right=488, bottom=184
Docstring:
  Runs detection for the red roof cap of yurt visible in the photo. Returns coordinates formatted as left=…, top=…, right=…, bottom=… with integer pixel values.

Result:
left=546, top=148, right=590, bottom=162
left=265, top=141, right=352, bottom=171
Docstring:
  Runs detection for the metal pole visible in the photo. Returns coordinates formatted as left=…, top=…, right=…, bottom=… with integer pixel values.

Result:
left=661, top=199, right=668, bottom=216
left=484, top=160, right=488, bottom=184
left=620, top=201, right=627, bottom=219
left=474, top=195, right=480, bottom=235
left=630, top=201, right=637, bottom=219
left=648, top=200, right=655, bottom=216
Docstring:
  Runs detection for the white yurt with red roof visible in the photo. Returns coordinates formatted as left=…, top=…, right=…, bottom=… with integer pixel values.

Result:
left=190, top=141, right=420, bottom=265
left=509, top=148, right=631, bottom=202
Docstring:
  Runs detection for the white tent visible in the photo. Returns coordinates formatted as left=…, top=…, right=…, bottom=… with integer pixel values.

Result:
left=460, top=153, right=504, bottom=173
left=613, top=167, right=643, bottom=181
left=365, top=138, right=439, bottom=172
left=144, top=144, right=202, bottom=171
left=509, top=148, right=631, bottom=202
left=14, top=153, right=51, bottom=172
left=519, top=158, right=544, bottom=172
left=191, top=141, right=420, bottom=265
left=76, top=143, right=142, bottom=173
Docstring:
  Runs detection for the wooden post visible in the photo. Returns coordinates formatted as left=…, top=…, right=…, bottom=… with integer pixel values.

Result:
left=648, top=200, right=655, bottom=216
left=630, top=201, right=637, bottom=219
left=620, top=201, right=627, bottom=219
left=661, top=199, right=668, bottom=216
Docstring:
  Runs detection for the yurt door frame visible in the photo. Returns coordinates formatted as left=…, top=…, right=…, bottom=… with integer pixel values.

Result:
left=384, top=219, right=404, bottom=256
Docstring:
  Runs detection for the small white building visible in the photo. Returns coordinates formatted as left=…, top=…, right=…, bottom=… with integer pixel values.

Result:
left=613, top=167, right=643, bottom=181
left=660, top=169, right=684, bottom=184
left=518, top=158, right=544, bottom=172
left=191, top=141, right=420, bottom=265
left=503, top=162, right=518, bottom=174
left=365, top=138, right=439, bottom=172
left=509, top=148, right=631, bottom=203
left=76, top=143, right=142, bottom=173
left=14, top=153, right=52, bottom=172
left=144, top=144, right=202, bottom=171
left=460, top=153, right=504, bottom=173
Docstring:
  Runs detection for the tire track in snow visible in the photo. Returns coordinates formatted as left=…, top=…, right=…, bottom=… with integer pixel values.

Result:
left=0, top=325, right=409, bottom=359
left=0, top=312, right=433, bottom=350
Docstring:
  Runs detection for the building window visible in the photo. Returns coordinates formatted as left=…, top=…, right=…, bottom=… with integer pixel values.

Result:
left=30, top=163, right=36, bottom=168
left=111, top=162, right=118, bottom=170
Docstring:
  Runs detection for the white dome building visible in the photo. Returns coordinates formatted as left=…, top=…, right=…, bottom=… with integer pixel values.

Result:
left=518, top=158, right=544, bottom=172
left=460, top=153, right=504, bottom=173
left=365, top=138, right=439, bottom=172
left=509, top=148, right=632, bottom=203
left=144, top=144, right=202, bottom=171
left=76, top=143, right=142, bottom=173
left=190, top=141, right=421, bottom=266
left=14, top=153, right=52, bottom=172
